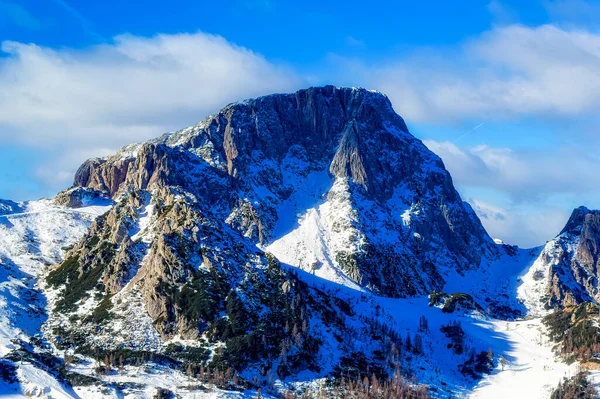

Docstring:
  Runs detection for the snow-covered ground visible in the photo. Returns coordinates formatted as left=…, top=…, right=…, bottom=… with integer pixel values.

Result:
left=266, top=170, right=366, bottom=291
left=0, top=196, right=592, bottom=398
left=0, top=199, right=111, bottom=352
left=0, top=199, right=112, bottom=398
left=0, top=198, right=274, bottom=399
left=470, top=319, right=577, bottom=398
left=279, top=244, right=583, bottom=399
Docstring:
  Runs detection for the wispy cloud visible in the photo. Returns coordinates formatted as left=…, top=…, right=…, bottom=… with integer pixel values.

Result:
left=346, top=36, right=365, bottom=47
left=543, top=0, right=600, bottom=28
left=0, top=1, right=41, bottom=30
left=51, top=0, right=105, bottom=41
left=468, top=198, right=569, bottom=248
left=487, top=0, right=518, bottom=25
left=455, top=122, right=484, bottom=143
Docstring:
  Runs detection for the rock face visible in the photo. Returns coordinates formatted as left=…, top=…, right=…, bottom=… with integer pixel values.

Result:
left=522, top=206, right=600, bottom=311
left=549, top=207, right=600, bottom=306
left=65, top=86, right=498, bottom=298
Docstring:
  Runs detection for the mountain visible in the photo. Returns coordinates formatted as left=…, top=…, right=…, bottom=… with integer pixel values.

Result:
left=66, top=85, right=499, bottom=298
left=520, top=206, right=600, bottom=314
left=0, top=199, right=111, bottom=398
left=0, top=86, right=574, bottom=398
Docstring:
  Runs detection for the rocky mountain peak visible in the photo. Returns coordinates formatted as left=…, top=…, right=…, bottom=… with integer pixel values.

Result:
left=560, top=206, right=595, bottom=236
left=71, top=86, right=418, bottom=201
left=60, top=86, right=499, bottom=300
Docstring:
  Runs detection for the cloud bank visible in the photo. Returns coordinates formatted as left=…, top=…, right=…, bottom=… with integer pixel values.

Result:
left=423, top=140, right=600, bottom=202
left=339, top=24, right=600, bottom=123
left=0, top=32, right=301, bottom=189
left=423, top=140, right=600, bottom=247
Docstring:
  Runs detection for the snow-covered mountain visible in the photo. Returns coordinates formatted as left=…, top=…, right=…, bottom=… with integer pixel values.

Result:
left=0, top=86, right=596, bottom=398
left=519, top=206, right=600, bottom=315
left=69, top=86, right=499, bottom=298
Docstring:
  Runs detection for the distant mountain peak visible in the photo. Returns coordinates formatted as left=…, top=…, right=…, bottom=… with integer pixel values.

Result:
left=522, top=205, right=600, bottom=312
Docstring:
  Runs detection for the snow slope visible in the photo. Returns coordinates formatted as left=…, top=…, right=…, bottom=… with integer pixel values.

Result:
left=267, top=176, right=365, bottom=291
left=470, top=319, right=577, bottom=398
left=0, top=199, right=111, bottom=398
left=276, top=248, right=580, bottom=399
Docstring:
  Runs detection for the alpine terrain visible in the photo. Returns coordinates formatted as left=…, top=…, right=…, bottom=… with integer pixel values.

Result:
left=0, top=86, right=599, bottom=398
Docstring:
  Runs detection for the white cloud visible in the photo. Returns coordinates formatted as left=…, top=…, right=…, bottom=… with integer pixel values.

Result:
left=51, top=0, right=105, bottom=41
left=34, top=146, right=117, bottom=189
left=333, top=24, right=600, bottom=123
left=468, top=198, right=569, bottom=248
left=423, top=139, right=600, bottom=246
left=0, top=32, right=302, bottom=192
left=424, top=140, right=600, bottom=202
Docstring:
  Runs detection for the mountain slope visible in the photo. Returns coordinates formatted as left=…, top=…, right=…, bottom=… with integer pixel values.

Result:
left=0, top=199, right=111, bottom=397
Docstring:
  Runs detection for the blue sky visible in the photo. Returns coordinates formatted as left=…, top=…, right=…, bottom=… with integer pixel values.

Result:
left=2, top=0, right=600, bottom=246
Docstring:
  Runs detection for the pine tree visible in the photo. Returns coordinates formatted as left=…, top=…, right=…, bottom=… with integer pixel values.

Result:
left=419, top=315, right=429, bottom=333
left=414, top=334, right=424, bottom=355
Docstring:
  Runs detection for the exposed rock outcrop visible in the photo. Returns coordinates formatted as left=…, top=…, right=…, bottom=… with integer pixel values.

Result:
left=53, top=187, right=110, bottom=208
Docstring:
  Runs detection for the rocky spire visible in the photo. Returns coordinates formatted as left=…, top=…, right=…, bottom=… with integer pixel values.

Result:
left=560, top=206, right=592, bottom=235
